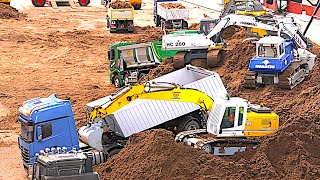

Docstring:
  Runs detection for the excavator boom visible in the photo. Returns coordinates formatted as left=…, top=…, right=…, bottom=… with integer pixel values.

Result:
left=89, top=83, right=214, bottom=122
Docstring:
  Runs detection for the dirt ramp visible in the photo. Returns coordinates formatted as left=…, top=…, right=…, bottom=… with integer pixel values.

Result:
left=0, top=3, right=21, bottom=19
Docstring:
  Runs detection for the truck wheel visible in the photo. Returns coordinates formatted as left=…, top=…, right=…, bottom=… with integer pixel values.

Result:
left=177, top=116, right=200, bottom=132
left=107, top=148, right=121, bottom=159
left=113, top=75, right=121, bottom=88
left=33, top=0, right=46, bottom=7
left=79, top=0, right=90, bottom=6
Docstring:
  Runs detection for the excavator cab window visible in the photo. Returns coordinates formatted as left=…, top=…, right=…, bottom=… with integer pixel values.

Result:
left=238, top=107, right=244, bottom=126
left=221, top=107, right=236, bottom=129
left=258, top=44, right=278, bottom=58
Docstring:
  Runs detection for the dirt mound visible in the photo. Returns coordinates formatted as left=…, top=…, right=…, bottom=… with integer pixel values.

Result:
left=0, top=3, right=21, bottom=19
left=134, top=26, right=163, bottom=43
left=188, top=23, right=200, bottom=30
left=140, top=58, right=175, bottom=82
left=160, top=3, right=185, bottom=9
left=109, top=0, right=132, bottom=9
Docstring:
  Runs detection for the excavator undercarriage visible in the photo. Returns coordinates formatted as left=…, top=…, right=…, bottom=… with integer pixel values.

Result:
left=176, top=129, right=260, bottom=155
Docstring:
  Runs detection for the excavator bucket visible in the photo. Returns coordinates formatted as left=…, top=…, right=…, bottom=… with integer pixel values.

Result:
left=78, top=123, right=104, bottom=151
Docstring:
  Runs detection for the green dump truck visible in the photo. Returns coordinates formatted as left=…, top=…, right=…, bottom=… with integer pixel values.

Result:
left=108, top=41, right=179, bottom=87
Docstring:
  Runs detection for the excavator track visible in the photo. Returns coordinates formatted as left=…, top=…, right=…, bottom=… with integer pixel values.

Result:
left=176, top=129, right=260, bottom=155
left=243, top=70, right=257, bottom=89
left=278, top=61, right=308, bottom=89
left=207, top=49, right=226, bottom=68
left=173, top=52, right=187, bottom=70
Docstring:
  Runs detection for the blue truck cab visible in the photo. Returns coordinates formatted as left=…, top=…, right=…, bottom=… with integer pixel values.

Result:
left=17, top=94, right=79, bottom=177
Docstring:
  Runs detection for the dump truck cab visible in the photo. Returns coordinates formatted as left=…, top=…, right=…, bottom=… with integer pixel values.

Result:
left=108, top=41, right=179, bottom=87
left=17, top=94, right=79, bottom=177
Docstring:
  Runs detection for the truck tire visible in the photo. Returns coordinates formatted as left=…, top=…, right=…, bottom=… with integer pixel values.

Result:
left=154, top=16, right=161, bottom=27
left=183, top=21, right=188, bottom=29
left=79, top=0, right=90, bottom=6
left=113, top=75, right=121, bottom=88
left=107, top=148, right=121, bottom=159
left=177, top=116, right=200, bottom=132
left=33, top=0, right=46, bottom=7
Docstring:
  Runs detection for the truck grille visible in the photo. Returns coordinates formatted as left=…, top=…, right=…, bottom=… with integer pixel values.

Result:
left=20, top=146, right=30, bottom=163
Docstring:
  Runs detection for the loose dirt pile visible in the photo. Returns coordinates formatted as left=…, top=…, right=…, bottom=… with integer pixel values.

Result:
left=134, top=26, right=163, bottom=43
left=0, top=3, right=21, bottom=19
left=140, top=58, right=175, bottom=82
left=188, top=23, right=200, bottom=30
left=109, top=0, right=132, bottom=9
left=160, top=3, right=185, bottom=9
left=96, top=31, right=320, bottom=179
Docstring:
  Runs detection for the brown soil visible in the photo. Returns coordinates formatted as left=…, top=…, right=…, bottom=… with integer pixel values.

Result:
left=160, top=3, right=185, bottom=9
left=188, top=23, right=200, bottom=30
left=0, top=3, right=21, bottom=19
left=96, top=31, right=320, bottom=179
left=133, top=26, right=164, bottom=43
left=140, top=58, right=175, bottom=82
left=109, top=0, right=132, bottom=9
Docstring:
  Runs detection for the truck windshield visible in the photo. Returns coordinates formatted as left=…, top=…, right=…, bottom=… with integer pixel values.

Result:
left=20, top=120, right=34, bottom=143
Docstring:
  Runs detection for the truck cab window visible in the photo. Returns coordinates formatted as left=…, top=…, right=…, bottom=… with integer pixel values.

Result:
left=110, top=49, right=115, bottom=60
left=41, top=124, right=52, bottom=139
left=258, top=44, right=277, bottom=58
left=221, top=107, right=236, bottom=129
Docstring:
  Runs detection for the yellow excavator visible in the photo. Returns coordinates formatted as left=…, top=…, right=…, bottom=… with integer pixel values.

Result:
left=0, top=0, right=10, bottom=4
left=84, top=66, right=279, bottom=155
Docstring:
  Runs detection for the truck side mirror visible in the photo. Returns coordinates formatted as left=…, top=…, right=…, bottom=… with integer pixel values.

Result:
left=37, top=126, right=42, bottom=141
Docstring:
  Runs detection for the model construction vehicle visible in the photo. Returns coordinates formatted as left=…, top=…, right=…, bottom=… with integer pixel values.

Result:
left=106, top=1, right=134, bottom=33
left=154, top=0, right=189, bottom=29
left=18, top=66, right=279, bottom=178
left=108, top=41, right=179, bottom=87
left=244, top=36, right=316, bottom=89
left=221, top=0, right=267, bottom=17
left=162, top=14, right=311, bottom=69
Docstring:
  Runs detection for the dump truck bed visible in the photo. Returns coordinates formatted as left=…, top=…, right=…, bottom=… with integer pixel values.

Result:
left=108, top=8, right=134, bottom=20
left=87, top=66, right=227, bottom=138
left=157, top=2, right=189, bottom=20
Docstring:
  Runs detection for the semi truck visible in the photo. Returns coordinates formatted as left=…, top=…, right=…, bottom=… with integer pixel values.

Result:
left=154, top=0, right=189, bottom=29
left=106, top=4, right=134, bottom=33
left=108, top=41, right=179, bottom=87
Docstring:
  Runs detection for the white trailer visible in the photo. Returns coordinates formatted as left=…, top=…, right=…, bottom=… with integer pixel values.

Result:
left=85, top=65, right=227, bottom=139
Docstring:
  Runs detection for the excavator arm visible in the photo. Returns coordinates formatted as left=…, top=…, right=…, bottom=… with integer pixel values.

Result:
left=206, top=14, right=310, bottom=50
left=89, top=83, right=214, bottom=122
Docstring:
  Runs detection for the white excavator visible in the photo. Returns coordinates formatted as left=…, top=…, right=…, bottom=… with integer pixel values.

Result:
left=80, top=65, right=279, bottom=156
left=162, top=14, right=311, bottom=69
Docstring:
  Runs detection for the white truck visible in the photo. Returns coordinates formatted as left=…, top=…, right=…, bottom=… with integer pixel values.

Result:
left=107, top=5, right=134, bottom=33
left=154, top=0, right=189, bottom=29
